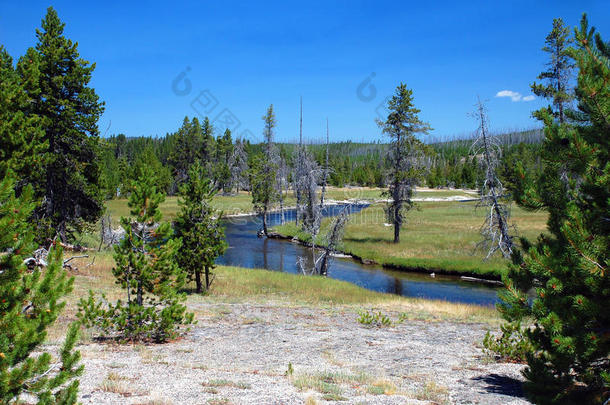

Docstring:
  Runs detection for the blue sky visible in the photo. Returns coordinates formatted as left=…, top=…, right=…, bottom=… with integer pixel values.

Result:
left=1, top=1, right=608, bottom=143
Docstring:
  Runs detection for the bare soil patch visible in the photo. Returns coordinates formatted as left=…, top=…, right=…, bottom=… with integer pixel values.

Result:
left=73, top=302, right=528, bottom=404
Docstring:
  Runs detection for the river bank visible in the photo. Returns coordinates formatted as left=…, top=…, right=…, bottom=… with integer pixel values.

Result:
left=267, top=230, right=505, bottom=284
left=273, top=202, right=547, bottom=281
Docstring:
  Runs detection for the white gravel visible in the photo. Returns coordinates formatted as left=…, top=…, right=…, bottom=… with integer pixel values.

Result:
left=72, top=302, right=529, bottom=404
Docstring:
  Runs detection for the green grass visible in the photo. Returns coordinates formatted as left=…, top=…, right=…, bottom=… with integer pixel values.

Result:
left=56, top=253, right=498, bottom=328
left=274, top=201, right=547, bottom=279
left=103, top=187, right=474, bottom=226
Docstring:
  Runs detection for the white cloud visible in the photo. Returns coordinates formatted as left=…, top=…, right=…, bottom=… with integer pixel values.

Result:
left=496, top=90, right=522, bottom=102
left=495, top=90, right=536, bottom=102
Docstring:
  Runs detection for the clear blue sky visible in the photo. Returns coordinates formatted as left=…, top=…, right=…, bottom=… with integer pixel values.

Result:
left=1, top=1, right=608, bottom=143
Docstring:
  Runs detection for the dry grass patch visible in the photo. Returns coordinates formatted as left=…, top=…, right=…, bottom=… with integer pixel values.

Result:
left=206, top=398, right=232, bottom=405
left=415, top=380, right=450, bottom=404
left=97, top=372, right=144, bottom=397
left=201, top=379, right=251, bottom=390
left=367, top=379, right=398, bottom=395
left=291, top=370, right=371, bottom=398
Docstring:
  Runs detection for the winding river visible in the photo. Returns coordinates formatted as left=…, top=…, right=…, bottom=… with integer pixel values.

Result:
left=217, top=204, right=502, bottom=306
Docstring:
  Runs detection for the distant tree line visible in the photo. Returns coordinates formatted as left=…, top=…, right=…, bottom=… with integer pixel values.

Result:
left=98, top=124, right=545, bottom=199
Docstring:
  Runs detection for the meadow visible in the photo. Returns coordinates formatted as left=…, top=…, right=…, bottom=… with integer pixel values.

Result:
left=275, top=200, right=547, bottom=279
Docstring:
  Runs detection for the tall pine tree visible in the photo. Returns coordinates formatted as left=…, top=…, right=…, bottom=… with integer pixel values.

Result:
left=500, top=15, right=609, bottom=404
left=377, top=84, right=430, bottom=243
left=531, top=18, right=575, bottom=123
left=27, top=7, right=105, bottom=241
left=251, top=105, right=279, bottom=236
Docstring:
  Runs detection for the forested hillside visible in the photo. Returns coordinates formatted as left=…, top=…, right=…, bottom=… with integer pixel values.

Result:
left=99, top=126, right=543, bottom=198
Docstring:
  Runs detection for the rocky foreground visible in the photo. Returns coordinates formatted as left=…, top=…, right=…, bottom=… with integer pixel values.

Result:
left=72, top=302, right=529, bottom=404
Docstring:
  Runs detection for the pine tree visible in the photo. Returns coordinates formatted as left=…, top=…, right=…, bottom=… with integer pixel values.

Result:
left=499, top=15, right=609, bottom=404
left=377, top=83, right=430, bottom=243
left=78, top=165, right=193, bottom=342
left=0, top=47, right=45, bottom=186
left=201, top=117, right=216, bottom=167
left=26, top=7, right=105, bottom=241
left=531, top=18, right=575, bottom=123
left=174, top=162, right=227, bottom=293
left=0, top=173, right=82, bottom=404
left=169, top=117, right=203, bottom=186
left=250, top=105, right=279, bottom=236
left=213, top=129, right=233, bottom=193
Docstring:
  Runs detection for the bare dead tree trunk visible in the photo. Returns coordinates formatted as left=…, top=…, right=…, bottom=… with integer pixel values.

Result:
left=295, top=97, right=304, bottom=225
left=472, top=99, right=514, bottom=259
left=318, top=205, right=350, bottom=276
left=320, top=119, right=330, bottom=208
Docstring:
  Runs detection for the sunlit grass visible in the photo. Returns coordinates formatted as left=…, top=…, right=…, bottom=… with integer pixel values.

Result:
left=275, top=200, right=547, bottom=278
left=49, top=255, right=499, bottom=343
left=103, top=187, right=473, bottom=227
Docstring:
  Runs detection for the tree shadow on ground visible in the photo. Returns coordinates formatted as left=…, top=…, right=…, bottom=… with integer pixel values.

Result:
left=471, top=373, right=525, bottom=398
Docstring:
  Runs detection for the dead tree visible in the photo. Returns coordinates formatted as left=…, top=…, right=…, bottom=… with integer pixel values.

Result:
left=300, top=151, right=322, bottom=240
left=471, top=99, right=514, bottom=259
left=99, top=213, right=125, bottom=250
left=276, top=156, right=288, bottom=224
left=229, top=138, right=249, bottom=192
left=319, top=118, right=330, bottom=208
left=317, top=205, right=351, bottom=276
left=293, top=98, right=306, bottom=224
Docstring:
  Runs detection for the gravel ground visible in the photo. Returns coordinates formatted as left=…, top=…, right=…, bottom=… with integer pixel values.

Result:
left=72, top=302, right=529, bottom=404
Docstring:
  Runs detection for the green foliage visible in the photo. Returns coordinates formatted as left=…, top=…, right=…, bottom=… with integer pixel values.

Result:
left=213, top=129, right=234, bottom=193
left=25, top=7, right=105, bottom=241
left=531, top=18, right=575, bottom=123
left=483, top=322, right=531, bottom=363
left=356, top=310, right=406, bottom=327
left=377, top=83, right=430, bottom=243
left=0, top=173, right=82, bottom=404
left=250, top=105, right=279, bottom=235
left=499, top=15, right=610, bottom=404
left=78, top=165, right=194, bottom=342
left=168, top=117, right=205, bottom=187
left=174, top=162, right=227, bottom=293
left=0, top=46, right=45, bottom=185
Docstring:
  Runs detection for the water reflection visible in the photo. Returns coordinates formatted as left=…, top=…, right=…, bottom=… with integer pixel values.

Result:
left=218, top=205, right=501, bottom=306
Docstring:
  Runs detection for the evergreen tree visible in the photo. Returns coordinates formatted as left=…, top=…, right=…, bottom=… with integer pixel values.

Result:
left=531, top=18, right=575, bottom=123
left=78, top=165, right=193, bottom=342
left=201, top=117, right=215, bottom=166
left=377, top=84, right=430, bottom=243
left=250, top=105, right=279, bottom=236
left=500, top=15, right=609, bottom=404
left=174, top=162, right=227, bottom=293
left=168, top=117, right=203, bottom=187
left=213, top=129, right=233, bottom=193
left=132, top=146, right=173, bottom=194
left=0, top=46, right=45, bottom=186
left=0, top=173, right=82, bottom=404
left=27, top=7, right=105, bottom=241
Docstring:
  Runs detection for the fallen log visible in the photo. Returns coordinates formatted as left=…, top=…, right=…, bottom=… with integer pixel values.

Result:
left=460, top=276, right=504, bottom=286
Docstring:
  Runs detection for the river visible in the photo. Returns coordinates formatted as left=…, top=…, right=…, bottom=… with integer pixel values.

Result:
left=217, top=204, right=501, bottom=306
